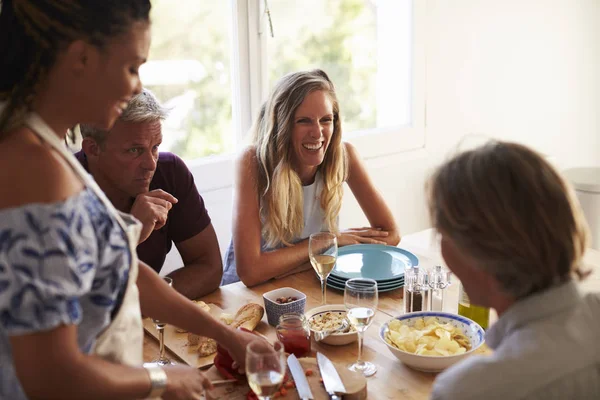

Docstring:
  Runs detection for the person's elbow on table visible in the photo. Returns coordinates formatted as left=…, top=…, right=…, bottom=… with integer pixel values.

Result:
left=236, top=261, right=268, bottom=288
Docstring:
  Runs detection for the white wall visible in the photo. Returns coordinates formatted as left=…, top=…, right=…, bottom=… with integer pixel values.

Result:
left=164, top=0, right=600, bottom=272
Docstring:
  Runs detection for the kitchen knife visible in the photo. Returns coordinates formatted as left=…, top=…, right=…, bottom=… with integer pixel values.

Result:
left=287, top=353, right=314, bottom=399
left=317, top=352, right=347, bottom=399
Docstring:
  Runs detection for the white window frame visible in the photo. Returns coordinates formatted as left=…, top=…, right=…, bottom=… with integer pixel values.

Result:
left=189, top=0, right=427, bottom=192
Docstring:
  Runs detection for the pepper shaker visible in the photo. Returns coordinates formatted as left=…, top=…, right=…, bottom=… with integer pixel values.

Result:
left=428, top=265, right=452, bottom=312
left=404, top=266, right=430, bottom=313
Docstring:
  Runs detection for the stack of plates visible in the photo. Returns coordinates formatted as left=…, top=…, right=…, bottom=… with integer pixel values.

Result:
left=326, top=244, right=418, bottom=293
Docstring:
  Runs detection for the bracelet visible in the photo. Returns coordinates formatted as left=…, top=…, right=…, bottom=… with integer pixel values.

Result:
left=143, top=363, right=168, bottom=398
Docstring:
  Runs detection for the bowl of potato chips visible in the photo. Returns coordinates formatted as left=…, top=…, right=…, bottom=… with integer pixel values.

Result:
left=380, top=312, right=485, bottom=372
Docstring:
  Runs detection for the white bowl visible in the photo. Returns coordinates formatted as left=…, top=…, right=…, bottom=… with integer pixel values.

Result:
left=379, top=311, right=485, bottom=372
left=305, top=304, right=358, bottom=346
left=262, top=287, right=307, bottom=326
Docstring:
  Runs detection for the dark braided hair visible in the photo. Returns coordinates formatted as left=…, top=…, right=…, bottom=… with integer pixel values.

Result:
left=0, top=0, right=151, bottom=136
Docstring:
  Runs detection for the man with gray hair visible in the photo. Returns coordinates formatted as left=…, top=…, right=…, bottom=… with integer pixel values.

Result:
left=76, top=89, right=222, bottom=299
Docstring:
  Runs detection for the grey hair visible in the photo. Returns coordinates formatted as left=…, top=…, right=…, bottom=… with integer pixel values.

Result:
left=80, top=88, right=169, bottom=144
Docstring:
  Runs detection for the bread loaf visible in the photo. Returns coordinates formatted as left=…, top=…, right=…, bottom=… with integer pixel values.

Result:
left=230, top=303, right=264, bottom=331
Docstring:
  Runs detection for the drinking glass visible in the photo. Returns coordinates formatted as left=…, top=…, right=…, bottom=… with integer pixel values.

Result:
left=344, top=278, right=378, bottom=376
left=152, top=276, right=174, bottom=365
left=309, top=232, right=338, bottom=304
left=246, top=340, right=285, bottom=400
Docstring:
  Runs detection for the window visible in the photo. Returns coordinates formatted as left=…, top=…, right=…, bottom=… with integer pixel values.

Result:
left=141, top=0, right=234, bottom=159
left=142, top=0, right=423, bottom=165
left=265, top=0, right=412, bottom=133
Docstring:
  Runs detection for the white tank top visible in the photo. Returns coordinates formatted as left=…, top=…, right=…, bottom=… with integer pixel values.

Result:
left=222, top=171, right=331, bottom=285
left=300, top=172, right=327, bottom=239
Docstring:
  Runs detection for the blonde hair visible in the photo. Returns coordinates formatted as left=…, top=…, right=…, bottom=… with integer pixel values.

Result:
left=427, top=141, right=590, bottom=298
left=253, top=69, right=348, bottom=247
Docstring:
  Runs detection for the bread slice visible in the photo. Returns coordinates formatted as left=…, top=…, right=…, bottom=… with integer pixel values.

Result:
left=185, top=301, right=219, bottom=357
left=187, top=333, right=218, bottom=357
left=197, top=338, right=218, bottom=357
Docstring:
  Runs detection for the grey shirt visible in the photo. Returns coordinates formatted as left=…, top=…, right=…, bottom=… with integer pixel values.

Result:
left=431, top=281, right=600, bottom=400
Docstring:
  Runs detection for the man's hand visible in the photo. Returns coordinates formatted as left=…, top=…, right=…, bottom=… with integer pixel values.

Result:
left=337, top=227, right=389, bottom=246
left=130, top=189, right=178, bottom=243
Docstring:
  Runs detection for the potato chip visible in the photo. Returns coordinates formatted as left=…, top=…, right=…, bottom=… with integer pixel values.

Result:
left=414, top=318, right=425, bottom=330
left=388, top=319, right=403, bottom=331
left=384, top=317, right=471, bottom=357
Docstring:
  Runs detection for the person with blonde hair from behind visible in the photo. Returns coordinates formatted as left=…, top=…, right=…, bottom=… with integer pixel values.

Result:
left=223, top=69, right=400, bottom=286
left=428, top=141, right=599, bottom=400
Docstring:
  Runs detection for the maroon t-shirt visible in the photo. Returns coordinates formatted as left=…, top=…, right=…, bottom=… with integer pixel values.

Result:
left=75, top=151, right=211, bottom=273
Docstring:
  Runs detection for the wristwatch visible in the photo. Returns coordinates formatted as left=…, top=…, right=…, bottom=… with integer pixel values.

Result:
left=143, top=363, right=168, bottom=398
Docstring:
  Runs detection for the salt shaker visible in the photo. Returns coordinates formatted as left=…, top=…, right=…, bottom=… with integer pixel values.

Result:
left=404, top=266, right=430, bottom=313
left=428, top=265, right=452, bottom=312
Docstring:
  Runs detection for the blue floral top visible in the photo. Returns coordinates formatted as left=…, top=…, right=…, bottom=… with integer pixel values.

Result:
left=0, top=188, right=131, bottom=399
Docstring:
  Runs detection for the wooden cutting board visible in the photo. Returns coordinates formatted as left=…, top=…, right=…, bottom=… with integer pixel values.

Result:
left=143, top=303, right=225, bottom=368
left=203, top=357, right=367, bottom=400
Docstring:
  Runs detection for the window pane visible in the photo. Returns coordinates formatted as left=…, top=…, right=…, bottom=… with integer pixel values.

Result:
left=142, top=0, right=233, bottom=160
left=266, top=0, right=412, bottom=132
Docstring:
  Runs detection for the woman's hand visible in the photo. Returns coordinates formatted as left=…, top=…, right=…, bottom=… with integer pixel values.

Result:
left=163, top=364, right=215, bottom=400
left=221, top=328, right=265, bottom=373
left=338, top=227, right=389, bottom=246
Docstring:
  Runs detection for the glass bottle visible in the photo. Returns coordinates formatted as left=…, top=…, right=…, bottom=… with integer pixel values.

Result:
left=457, top=283, right=490, bottom=330
left=275, top=313, right=311, bottom=357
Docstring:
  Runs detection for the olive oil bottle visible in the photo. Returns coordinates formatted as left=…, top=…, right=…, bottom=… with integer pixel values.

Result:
left=457, top=283, right=490, bottom=330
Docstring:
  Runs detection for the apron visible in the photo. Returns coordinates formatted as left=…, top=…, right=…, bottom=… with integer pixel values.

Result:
left=26, top=114, right=144, bottom=366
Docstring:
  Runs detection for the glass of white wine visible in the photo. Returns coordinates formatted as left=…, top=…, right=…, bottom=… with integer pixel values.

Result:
left=344, top=278, right=378, bottom=376
left=246, top=340, right=285, bottom=400
left=309, top=232, right=338, bottom=304
left=152, top=276, right=174, bottom=365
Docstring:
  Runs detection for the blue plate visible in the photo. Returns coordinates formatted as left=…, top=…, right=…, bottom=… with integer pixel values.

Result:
left=331, top=244, right=418, bottom=281
left=327, top=280, right=404, bottom=293
left=327, top=273, right=405, bottom=285
left=327, top=274, right=403, bottom=288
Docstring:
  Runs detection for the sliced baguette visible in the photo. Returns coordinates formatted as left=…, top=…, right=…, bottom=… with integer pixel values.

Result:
left=230, top=303, right=264, bottom=331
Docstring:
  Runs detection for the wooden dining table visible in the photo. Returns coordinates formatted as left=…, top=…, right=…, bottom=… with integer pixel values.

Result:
left=143, top=229, right=600, bottom=399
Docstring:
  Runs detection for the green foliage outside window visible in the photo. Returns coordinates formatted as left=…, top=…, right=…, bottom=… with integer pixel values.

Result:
left=147, top=0, right=376, bottom=160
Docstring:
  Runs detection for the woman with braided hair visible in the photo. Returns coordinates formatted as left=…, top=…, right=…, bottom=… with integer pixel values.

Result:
left=0, top=1, right=257, bottom=399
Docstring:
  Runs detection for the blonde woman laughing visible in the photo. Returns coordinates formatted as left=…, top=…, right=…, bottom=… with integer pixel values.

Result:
left=223, top=69, right=400, bottom=286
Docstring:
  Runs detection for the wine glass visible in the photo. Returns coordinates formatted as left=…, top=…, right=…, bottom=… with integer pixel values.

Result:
left=246, top=340, right=285, bottom=400
left=344, top=278, right=378, bottom=376
left=152, top=276, right=174, bottom=365
left=309, top=232, right=338, bottom=304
